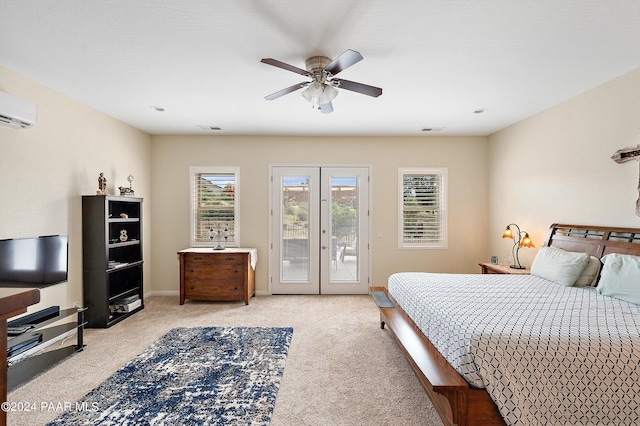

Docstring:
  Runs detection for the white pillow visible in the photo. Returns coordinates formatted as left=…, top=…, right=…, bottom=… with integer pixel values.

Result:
left=574, top=256, right=602, bottom=287
left=530, top=246, right=590, bottom=286
left=596, top=253, right=640, bottom=305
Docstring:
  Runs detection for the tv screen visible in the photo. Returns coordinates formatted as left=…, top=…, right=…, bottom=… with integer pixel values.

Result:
left=0, top=235, right=68, bottom=288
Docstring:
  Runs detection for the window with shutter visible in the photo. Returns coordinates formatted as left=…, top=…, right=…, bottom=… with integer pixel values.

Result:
left=398, top=168, right=447, bottom=249
left=190, top=167, right=240, bottom=247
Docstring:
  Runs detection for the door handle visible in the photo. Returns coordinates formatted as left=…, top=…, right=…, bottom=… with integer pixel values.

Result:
left=322, top=246, right=328, bottom=249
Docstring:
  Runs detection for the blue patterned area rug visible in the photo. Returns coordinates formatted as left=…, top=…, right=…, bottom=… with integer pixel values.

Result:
left=46, top=326, right=293, bottom=425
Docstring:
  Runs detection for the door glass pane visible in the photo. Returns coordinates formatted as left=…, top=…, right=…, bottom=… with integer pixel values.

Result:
left=281, top=176, right=310, bottom=282
left=330, top=176, right=359, bottom=282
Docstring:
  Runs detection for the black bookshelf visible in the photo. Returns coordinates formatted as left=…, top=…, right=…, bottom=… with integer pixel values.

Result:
left=82, top=195, right=144, bottom=327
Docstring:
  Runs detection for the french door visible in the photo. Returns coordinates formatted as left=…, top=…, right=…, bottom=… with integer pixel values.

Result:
left=270, top=166, right=370, bottom=294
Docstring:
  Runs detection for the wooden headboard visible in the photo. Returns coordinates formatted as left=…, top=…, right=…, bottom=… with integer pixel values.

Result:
left=544, top=223, right=640, bottom=259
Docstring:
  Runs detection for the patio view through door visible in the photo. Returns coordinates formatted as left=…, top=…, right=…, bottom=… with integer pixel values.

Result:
left=270, top=166, right=369, bottom=294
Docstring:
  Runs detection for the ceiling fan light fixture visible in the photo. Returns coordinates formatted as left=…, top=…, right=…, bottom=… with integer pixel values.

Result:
left=320, top=84, right=338, bottom=103
left=262, top=49, right=381, bottom=113
left=301, top=82, right=338, bottom=110
left=301, top=81, right=323, bottom=101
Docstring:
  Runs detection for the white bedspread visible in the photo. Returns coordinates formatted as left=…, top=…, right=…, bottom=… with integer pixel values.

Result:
left=388, top=272, right=640, bottom=425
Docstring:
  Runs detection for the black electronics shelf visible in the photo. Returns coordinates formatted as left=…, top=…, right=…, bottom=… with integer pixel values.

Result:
left=82, top=195, right=144, bottom=327
left=7, top=307, right=87, bottom=391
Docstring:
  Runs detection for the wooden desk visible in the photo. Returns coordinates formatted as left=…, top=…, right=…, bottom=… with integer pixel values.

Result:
left=178, top=248, right=256, bottom=305
left=0, top=288, right=40, bottom=426
left=479, top=262, right=530, bottom=275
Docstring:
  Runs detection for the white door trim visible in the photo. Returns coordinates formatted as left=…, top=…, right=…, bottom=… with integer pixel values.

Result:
left=268, top=163, right=372, bottom=295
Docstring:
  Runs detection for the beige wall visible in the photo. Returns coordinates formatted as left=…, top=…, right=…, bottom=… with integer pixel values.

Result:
left=488, top=67, right=640, bottom=268
left=12, top=61, right=638, bottom=302
left=0, top=65, right=152, bottom=315
left=150, top=135, right=489, bottom=294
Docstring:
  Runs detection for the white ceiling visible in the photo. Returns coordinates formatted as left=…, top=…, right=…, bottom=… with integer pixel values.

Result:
left=1, top=0, right=640, bottom=136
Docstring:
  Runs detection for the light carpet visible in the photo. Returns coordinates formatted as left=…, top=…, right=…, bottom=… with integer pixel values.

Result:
left=45, top=326, right=293, bottom=425
left=8, top=295, right=443, bottom=425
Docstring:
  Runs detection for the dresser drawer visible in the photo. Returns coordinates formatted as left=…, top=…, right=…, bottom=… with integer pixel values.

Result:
left=183, top=253, right=245, bottom=265
left=184, top=280, right=243, bottom=300
left=184, top=264, right=243, bottom=280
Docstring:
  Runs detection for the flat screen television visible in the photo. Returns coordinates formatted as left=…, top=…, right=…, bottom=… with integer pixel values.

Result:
left=0, top=235, right=68, bottom=288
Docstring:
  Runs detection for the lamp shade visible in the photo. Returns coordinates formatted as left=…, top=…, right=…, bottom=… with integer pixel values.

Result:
left=319, top=84, right=338, bottom=104
left=519, top=232, right=535, bottom=248
left=301, top=82, right=323, bottom=101
left=502, top=226, right=513, bottom=239
left=302, top=82, right=338, bottom=109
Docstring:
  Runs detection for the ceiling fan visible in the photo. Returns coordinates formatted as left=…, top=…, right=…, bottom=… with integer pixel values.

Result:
left=261, top=49, right=382, bottom=114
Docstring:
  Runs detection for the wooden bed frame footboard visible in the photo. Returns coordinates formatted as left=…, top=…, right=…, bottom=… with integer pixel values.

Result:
left=372, top=223, right=640, bottom=426
left=371, top=286, right=505, bottom=426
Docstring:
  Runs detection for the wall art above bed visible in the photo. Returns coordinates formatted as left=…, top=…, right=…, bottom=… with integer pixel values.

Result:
left=611, top=144, right=640, bottom=216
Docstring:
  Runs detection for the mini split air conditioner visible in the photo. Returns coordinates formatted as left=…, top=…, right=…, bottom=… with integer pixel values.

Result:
left=0, top=91, right=37, bottom=129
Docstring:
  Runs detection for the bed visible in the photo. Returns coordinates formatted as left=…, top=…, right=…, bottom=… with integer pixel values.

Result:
left=371, top=223, right=640, bottom=426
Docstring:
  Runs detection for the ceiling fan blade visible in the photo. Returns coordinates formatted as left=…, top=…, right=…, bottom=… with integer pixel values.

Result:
left=324, top=49, right=363, bottom=76
left=332, top=78, right=382, bottom=98
left=264, top=82, right=307, bottom=100
left=261, top=58, right=311, bottom=76
left=319, top=102, right=334, bottom=114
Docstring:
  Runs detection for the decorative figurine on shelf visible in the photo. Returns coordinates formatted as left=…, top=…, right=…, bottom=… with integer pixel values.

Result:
left=119, top=174, right=136, bottom=196
left=207, top=227, right=219, bottom=249
left=127, top=174, right=135, bottom=192
left=97, top=173, right=107, bottom=195
left=118, top=186, right=134, bottom=196
left=207, top=224, right=230, bottom=250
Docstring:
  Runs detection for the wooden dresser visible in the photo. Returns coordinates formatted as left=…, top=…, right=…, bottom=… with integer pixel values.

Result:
left=178, top=248, right=256, bottom=305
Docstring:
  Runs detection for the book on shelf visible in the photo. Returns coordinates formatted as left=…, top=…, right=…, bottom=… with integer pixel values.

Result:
left=109, top=295, right=141, bottom=313
left=107, top=261, right=128, bottom=269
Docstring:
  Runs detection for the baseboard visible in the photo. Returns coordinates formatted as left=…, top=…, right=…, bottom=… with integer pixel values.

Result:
left=145, top=290, right=271, bottom=297
left=144, top=290, right=179, bottom=297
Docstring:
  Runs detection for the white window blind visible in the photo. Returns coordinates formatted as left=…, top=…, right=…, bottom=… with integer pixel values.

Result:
left=190, top=167, right=239, bottom=247
left=398, top=168, right=447, bottom=249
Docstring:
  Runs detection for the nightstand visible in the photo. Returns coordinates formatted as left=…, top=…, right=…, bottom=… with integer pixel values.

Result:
left=479, top=263, right=530, bottom=275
